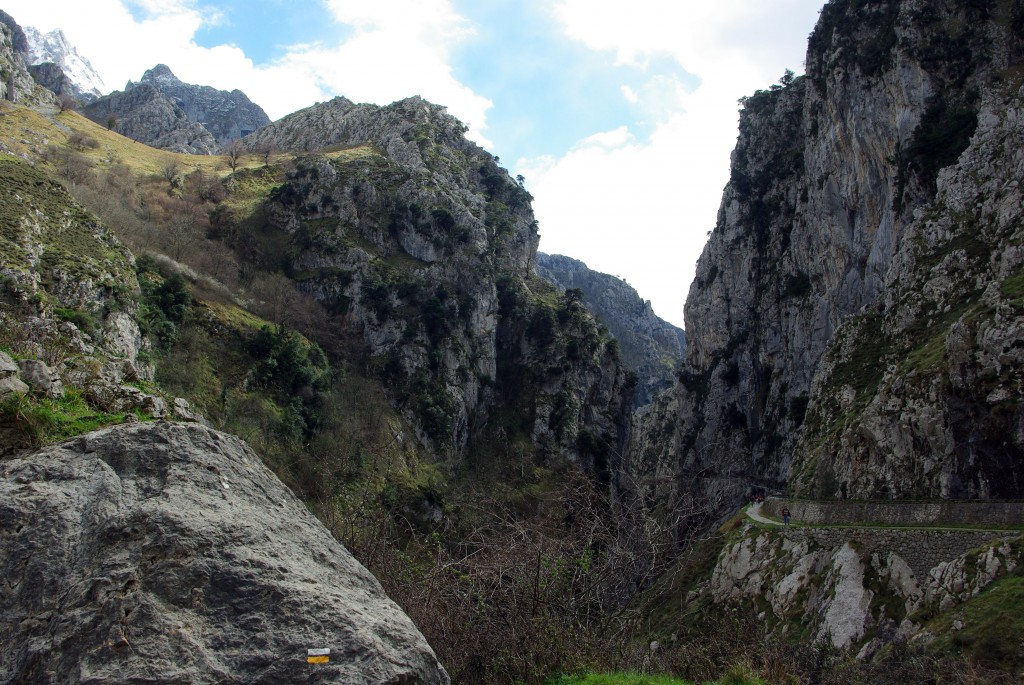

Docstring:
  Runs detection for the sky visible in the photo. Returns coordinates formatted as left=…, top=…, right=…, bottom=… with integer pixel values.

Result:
left=6, top=0, right=826, bottom=328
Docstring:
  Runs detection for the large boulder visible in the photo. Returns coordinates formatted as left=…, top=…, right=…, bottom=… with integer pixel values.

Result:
left=0, top=421, right=449, bottom=684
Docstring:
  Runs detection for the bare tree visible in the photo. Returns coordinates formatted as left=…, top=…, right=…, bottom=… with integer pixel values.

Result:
left=161, top=159, right=179, bottom=189
left=256, top=140, right=277, bottom=167
left=56, top=93, right=78, bottom=113
left=224, top=139, right=245, bottom=174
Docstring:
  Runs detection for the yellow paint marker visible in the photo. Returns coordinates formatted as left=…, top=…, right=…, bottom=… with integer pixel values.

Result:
left=307, top=648, right=330, bottom=664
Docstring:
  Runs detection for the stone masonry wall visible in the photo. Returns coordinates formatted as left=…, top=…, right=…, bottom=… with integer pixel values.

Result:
left=763, top=498, right=1024, bottom=528
left=770, top=526, right=1015, bottom=580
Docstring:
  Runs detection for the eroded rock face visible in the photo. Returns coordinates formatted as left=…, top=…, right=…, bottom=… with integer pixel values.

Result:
left=83, top=82, right=218, bottom=154
left=0, top=421, right=450, bottom=685
left=82, top=64, right=270, bottom=154
left=0, top=20, right=54, bottom=109
left=249, top=97, right=631, bottom=465
left=708, top=522, right=1022, bottom=654
left=628, top=0, right=1024, bottom=515
left=536, top=253, right=686, bottom=407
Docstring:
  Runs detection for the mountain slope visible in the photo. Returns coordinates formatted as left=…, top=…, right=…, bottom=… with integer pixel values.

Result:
left=628, top=0, right=1024, bottom=520
left=240, top=96, right=632, bottom=468
left=536, top=252, right=685, bottom=407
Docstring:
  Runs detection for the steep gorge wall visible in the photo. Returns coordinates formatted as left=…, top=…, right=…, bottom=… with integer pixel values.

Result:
left=629, top=0, right=1024, bottom=518
left=245, top=97, right=632, bottom=469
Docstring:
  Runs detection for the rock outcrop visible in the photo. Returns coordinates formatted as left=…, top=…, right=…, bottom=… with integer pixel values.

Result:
left=707, top=519, right=1021, bottom=657
left=136, top=64, right=269, bottom=144
left=0, top=18, right=54, bottom=109
left=83, top=82, right=218, bottom=154
left=0, top=421, right=450, bottom=684
left=628, top=0, right=1024, bottom=519
left=536, top=252, right=685, bottom=406
left=243, top=97, right=632, bottom=467
left=82, top=65, right=269, bottom=153
left=24, top=27, right=105, bottom=103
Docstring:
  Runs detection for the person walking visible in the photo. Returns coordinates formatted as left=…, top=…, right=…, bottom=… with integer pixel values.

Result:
left=781, top=506, right=791, bottom=526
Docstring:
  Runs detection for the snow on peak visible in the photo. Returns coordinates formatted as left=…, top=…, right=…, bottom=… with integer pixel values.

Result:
left=24, top=26, right=106, bottom=97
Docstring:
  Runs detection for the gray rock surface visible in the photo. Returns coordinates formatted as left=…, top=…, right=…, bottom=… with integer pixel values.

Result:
left=248, top=97, right=631, bottom=465
left=82, top=64, right=269, bottom=153
left=83, top=82, right=218, bottom=154
left=27, top=62, right=85, bottom=104
left=708, top=520, right=1020, bottom=653
left=0, top=421, right=450, bottom=684
left=536, top=252, right=685, bottom=406
left=0, top=21, right=54, bottom=109
left=15, top=359, right=62, bottom=398
left=138, top=64, right=270, bottom=144
left=627, top=0, right=1024, bottom=517
left=0, top=10, right=28, bottom=56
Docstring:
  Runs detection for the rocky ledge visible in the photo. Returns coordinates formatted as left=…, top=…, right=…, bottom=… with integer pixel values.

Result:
left=0, top=421, right=449, bottom=684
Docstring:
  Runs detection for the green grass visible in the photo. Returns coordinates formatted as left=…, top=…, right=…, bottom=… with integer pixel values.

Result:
left=924, top=573, right=1024, bottom=669
left=1, top=388, right=138, bottom=446
left=0, top=154, right=137, bottom=296
left=548, top=674, right=693, bottom=685
left=547, top=663, right=766, bottom=685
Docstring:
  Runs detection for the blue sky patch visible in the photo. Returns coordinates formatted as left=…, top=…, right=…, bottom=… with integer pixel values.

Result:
left=193, top=0, right=342, bottom=64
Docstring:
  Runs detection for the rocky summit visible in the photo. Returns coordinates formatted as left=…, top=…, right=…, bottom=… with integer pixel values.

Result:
left=0, top=421, right=450, bottom=685
left=82, top=64, right=269, bottom=154
left=24, top=27, right=105, bottom=103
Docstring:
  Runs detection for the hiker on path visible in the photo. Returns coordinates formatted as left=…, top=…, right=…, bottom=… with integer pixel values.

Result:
left=781, top=507, right=791, bottom=526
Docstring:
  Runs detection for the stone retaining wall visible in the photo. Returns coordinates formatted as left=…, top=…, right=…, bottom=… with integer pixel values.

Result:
left=772, top=526, right=1014, bottom=579
left=762, top=497, right=1024, bottom=527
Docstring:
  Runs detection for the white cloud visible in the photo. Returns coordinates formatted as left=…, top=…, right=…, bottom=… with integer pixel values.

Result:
left=2, top=0, right=493, bottom=142
left=518, top=0, right=824, bottom=328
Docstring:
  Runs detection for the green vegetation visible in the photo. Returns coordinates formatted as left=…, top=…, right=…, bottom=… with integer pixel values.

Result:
left=0, top=155, right=135, bottom=297
left=0, top=389, right=138, bottom=447
left=808, top=0, right=900, bottom=92
left=897, top=97, right=978, bottom=204
left=924, top=573, right=1024, bottom=670
left=548, top=674, right=694, bottom=685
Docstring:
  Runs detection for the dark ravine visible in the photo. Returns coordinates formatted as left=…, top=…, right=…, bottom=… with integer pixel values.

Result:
left=0, top=422, right=450, bottom=684
left=536, top=252, right=685, bottom=407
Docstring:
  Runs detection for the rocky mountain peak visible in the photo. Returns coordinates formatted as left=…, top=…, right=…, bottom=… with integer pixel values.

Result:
left=23, top=26, right=106, bottom=103
left=83, top=63, right=270, bottom=152
left=536, top=252, right=685, bottom=407
left=140, top=63, right=179, bottom=84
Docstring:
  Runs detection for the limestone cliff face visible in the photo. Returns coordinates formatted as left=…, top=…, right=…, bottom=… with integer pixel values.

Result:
left=252, top=97, right=631, bottom=465
left=83, top=82, right=218, bottom=154
left=82, top=65, right=269, bottom=153
left=629, top=0, right=1024, bottom=515
left=0, top=20, right=54, bottom=109
left=536, top=252, right=685, bottom=407
left=0, top=422, right=450, bottom=684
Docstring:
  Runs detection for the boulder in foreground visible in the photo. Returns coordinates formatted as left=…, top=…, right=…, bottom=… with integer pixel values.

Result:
left=0, top=421, right=449, bottom=684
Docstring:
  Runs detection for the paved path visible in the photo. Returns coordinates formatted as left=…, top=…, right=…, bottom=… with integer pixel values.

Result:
left=746, top=502, right=784, bottom=526
left=744, top=501, right=1019, bottom=533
